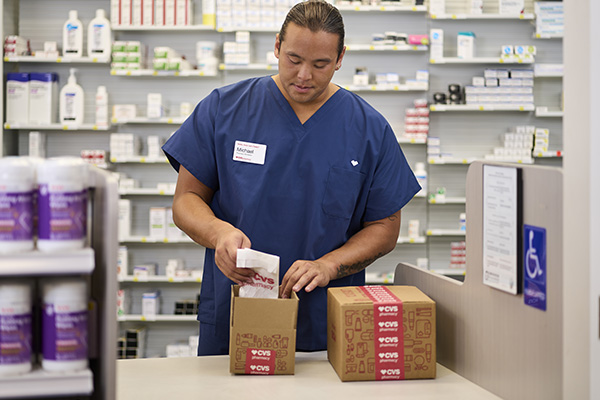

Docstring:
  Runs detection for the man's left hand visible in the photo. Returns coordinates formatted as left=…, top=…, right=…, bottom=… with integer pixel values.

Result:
left=279, top=259, right=336, bottom=299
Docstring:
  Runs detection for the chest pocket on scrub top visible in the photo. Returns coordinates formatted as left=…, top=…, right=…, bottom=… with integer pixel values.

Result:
left=322, top=166, right=366, bottom=219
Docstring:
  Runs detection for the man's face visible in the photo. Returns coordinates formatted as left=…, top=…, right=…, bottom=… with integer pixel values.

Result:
left=274, top=23, right=345, bottom=108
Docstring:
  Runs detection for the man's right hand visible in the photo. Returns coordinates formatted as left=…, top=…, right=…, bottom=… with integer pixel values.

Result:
left=213, top=228, right=255, bottom=285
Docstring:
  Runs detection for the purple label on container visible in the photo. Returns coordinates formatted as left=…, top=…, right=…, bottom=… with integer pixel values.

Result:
left=42, top=304, right=88, bottom=361
left=0, top=191, right=33, bottom=241
left=0, top=313, right=32, bottom=364
left=37, top=185, right=87, bottom=241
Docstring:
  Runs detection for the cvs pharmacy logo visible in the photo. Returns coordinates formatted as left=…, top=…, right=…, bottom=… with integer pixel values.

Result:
left=378, top=305, right=398, bottom=313
left=251, top=349, right=271, bottom=357
left=380, top=369, right=402, bottom=376
left=250, top=365, right=270, bottom=372
left=253, top=272, right=275, bottom=285
left=378, top=336, right=399, bottom=344
left=378, top=352, right=399, bottom=359
left=378, top=321, right=398, bottom=328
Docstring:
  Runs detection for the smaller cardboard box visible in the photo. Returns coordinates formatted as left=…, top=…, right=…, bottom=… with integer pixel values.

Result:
left=327, top=285, right=436, bottom=382
left=229, top=285, right=298, bottom=375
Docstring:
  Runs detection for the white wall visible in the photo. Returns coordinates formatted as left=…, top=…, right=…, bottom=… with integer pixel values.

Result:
left=563, top=0, right=600, bottom=398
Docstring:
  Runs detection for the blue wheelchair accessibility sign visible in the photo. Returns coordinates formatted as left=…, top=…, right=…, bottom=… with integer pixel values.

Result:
left=523, top=225, right=546, bottom=310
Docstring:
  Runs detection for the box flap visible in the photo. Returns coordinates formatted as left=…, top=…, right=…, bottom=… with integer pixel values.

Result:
left=231, top=285, right=298, bottom=329
left=329, top=286, right=434, bottom=305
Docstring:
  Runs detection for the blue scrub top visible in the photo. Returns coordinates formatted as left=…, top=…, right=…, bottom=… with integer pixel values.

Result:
left=163, top=76, right=420, bottom=351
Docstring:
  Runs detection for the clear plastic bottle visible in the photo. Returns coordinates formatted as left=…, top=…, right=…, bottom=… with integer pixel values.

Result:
left=62, top=10, right=83, bottom=57
left=41, top=278, right=88, bottom=372
left=0, top=157, right=35, bottom=254
left=87, top=9, right=112, bottom=58
left=0, top=280, right=32, bottom=375
left=36, top=157, right=88, bottom=252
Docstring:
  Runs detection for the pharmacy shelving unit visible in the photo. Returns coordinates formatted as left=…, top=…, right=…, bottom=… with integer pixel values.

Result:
left=0, top=167, right=118, bottom=400
left=2, top=0, right=563, bottom=354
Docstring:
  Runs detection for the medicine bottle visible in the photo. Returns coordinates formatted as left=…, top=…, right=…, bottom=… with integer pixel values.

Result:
left=41, top=278, right=88, bottom=372
left=0, top=280, right=32, bottom=375
left=0, top=157, right=35, bottom=254
left=36, top=157, right=88, bottom=252
left=414, top=162, right=427, bottom=197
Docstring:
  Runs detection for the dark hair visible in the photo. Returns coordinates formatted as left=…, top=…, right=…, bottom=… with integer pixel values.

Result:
left=279, top=0, right=345, bottom=59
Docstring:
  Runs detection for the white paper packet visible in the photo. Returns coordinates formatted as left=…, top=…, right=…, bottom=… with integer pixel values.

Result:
left=236, top=248, right=280, bottom=299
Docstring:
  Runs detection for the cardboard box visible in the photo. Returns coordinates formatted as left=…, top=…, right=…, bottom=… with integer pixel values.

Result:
left=327, top=285, right=436, bottom=382
left=229, top=285, right=298, bottom=375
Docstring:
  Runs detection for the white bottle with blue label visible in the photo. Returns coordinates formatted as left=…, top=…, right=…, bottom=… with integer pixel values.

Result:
left=62, top=10, right=83, bottom=58
left=87, top=9, right=112, bottom=58
left=59, top=68, right=84, bottom=126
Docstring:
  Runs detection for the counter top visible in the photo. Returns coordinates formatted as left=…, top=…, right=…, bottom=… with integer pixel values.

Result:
left=117, top=351, right=501, bottom=400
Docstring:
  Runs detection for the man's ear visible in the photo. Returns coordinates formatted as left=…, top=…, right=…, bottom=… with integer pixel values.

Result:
left=274, top=33, right=281, bottom=58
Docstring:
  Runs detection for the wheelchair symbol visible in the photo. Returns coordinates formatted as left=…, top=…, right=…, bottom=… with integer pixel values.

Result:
left=525, top=230, right=543, bottom=279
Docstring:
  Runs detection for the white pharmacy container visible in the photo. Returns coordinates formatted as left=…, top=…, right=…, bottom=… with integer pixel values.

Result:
left=28, top=72, right=59, bottom=125
left=95, top=85, right=109, bottom=127
left=36, top=157, right=89, bottom=252
left=87, top=9, right=112, bottom=58
left=0, top=281, right=32, bottom=375
left=59, top=68, right=85, bottom=126
left=5, top=73, right=29, bottom=125
left=0, top=157, right=35, bottom=254
left=414, top=162, right=427, bottom=197
left=63, top=10, right=83, bottom=57
left=41, top=278, right=88, bottom=372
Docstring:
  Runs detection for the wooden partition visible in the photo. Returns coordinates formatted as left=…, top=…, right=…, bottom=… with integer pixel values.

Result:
left=394, top=161, right=563, bottom=400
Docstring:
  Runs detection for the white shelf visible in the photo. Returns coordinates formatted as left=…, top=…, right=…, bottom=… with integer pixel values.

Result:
left=0, top=248, right=95, bottom=276
left=216, top=27, right=279, bottom=32
left=429, top=13, right=534, bottom=20
left=4, top=55, right=110, bottom=63
left=345, top=44, right=428, bottom=52
left=535, top=107, right=563, bottom=118
left=534, top=63, right=564, bottom=77
left=3, top=122, right=111, bottom=131
left=110, top=69, right=218, bottom=77
left=118, top=314, right=198, bottom=322
left=110, top=156, right=169, bottom=164
left=428, top=197, right=466, bottom=205
left=335, top=4, right=427, bottom=12
left=365, top=272, right=395, bottom=285
left=120, top=236, right=194, bottom=244
left=0, top=367, right=93, bottom=399
left=533, top=150, right=563, bottom=158
left=119, top=188, right=175, bottom=196
left=428, top=157, right=477, bottom=165
left=398, top=136, right=427, bottom=144
left=426, top=229, right=466, bottom=237
left=397, top=236, right=426, bottom=244
left=112, top=116, right=186, bottom=124
left=219, top=63, right=277, bottom=71
left=112, top=24, right=214, bottom=31
left=534, top=33, right=563, bottom=39
left=119, top=275, right=202, bottom=283
left=430, top=104, right=535, bottom=112
left=430, top=57, right=534, bottom=64
left=343, top=83, right=428, bottom=92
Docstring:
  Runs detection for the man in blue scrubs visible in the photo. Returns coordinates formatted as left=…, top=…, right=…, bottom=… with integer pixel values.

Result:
left=162, top=0, right=420, bottom=354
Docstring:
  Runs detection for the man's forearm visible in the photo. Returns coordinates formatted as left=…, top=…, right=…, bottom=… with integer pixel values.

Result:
left=320, top=212, right=401, bottom=280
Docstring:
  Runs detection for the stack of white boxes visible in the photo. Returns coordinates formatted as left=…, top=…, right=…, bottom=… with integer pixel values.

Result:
left=111, top=41, right=146, bottom=70
left=110, top=0, right=194, bottom=27
left=216, top=0, right=294, bottom=31
left=402, top=98, right=429, bottom=141
left=485, top=125, right=534, bottom=163
left=450, top=241, right=466, bottom=270
left=533, top=128, right=551, bottom=155
left=464, top=68, right=534, bottom=106
left=110, top=133, right=142, bottom=159
left=534, top=1, right=563, bottom=37
left=166, top=335, right=199, bottom=357
left=223, top=31, right=250, bottom=66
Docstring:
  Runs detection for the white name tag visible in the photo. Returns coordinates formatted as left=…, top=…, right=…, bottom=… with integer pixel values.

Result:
left=233, top=140, right=267, bottom=165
